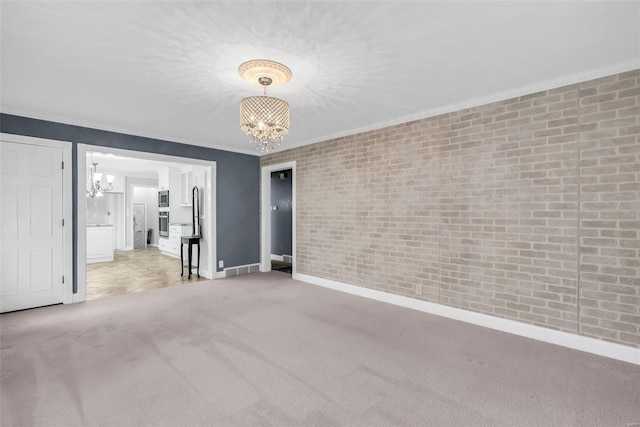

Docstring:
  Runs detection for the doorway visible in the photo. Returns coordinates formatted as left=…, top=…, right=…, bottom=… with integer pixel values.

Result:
left=77, top=144, right=217, bottom=303
left=270, top=169, right=293, bottom=273
left=261, top=161, right=296, bottom=275
left=133, top=203, right=147, bottom=249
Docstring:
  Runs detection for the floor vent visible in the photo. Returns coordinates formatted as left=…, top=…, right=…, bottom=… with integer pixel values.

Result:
left=224, top=264, right=260, bottom=278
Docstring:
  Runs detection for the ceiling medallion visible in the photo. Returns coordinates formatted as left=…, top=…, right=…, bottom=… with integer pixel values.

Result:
left=238, top=59, right=292, bottom=153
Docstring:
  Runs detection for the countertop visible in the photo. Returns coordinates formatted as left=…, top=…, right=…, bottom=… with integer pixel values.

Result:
left=87, top=224, right=114, bottom=227
left=169, top=222, right=192, bottom=226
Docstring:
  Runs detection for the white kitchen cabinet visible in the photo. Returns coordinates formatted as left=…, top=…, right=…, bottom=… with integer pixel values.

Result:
left=180, top=168, right=193, bottom=206
left=158, top=167, right=169, bottom=190
left=86, top=226, right=114, bottom=263
left=159, top=224, right=191, bottom=258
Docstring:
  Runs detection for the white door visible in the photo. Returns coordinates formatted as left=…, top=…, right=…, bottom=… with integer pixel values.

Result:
left=1, top=141, right=64, bottom=312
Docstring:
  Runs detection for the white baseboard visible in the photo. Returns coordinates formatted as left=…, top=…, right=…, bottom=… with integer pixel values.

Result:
left=293, top=273, right=640, bottom=366
left=271, top=254, right=284, bottom=261
left=86, top=256, right=114, bottom=264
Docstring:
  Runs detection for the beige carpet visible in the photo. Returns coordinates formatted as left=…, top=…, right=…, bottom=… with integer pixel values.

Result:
left=1, top=272, right=638, bottom=426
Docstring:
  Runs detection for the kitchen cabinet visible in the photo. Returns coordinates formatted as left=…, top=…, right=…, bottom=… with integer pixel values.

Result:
left=159, top=224, right=191, bottom=258
left=86, top=225, right=114, bottom=263
left=158, top=167, right=169, bottom=191
left=180, top=168, right=193, bottom=206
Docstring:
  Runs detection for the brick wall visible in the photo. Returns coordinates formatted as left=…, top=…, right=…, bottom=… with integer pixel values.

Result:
left=578, top=72, right=640, bottom=346
left=262, top=70, right=640, bottom=348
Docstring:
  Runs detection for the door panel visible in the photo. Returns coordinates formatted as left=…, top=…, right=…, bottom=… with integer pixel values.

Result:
left=1, top=252, right=19, bottom=295
left=31, top=186, right=53, bottom=237
left=0, top=140, right=64, bottom=312
left=1, top=183, right=18, bottom=239
left=30, top=249, right=53, bottom=292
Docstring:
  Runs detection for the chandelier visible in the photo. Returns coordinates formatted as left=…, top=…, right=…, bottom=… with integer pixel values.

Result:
left=86, top=159, right=114, bottom=198
left=238, top=60, right=292, bottom=152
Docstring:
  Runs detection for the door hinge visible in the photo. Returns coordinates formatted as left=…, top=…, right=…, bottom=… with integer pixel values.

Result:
left=62, top=219, right=65, bottom=226
left=61, top=161, right=64, bottom=169
left=62, top=276, right=65, bottom=284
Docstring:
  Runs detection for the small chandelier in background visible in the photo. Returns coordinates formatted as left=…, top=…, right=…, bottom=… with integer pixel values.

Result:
left=238, top=59, right=292, bottom=152
left=86, top=158, right=114, bottom=198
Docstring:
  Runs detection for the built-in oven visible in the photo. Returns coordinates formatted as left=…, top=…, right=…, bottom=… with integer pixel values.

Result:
left=158, top=190, right=169, bottom=208
left=159, top=211, right=169, bottom=237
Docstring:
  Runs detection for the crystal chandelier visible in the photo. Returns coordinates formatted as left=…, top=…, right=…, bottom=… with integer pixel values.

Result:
left=238, top=60, right=292, bottom=152
left=86, top=158, right=114, bottom=198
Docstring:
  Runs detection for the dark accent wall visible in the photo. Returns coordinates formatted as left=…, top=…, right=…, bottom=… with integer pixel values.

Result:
left=270, top=170, right=292, bottom=256
left=0, top=114, right=260, bottom=291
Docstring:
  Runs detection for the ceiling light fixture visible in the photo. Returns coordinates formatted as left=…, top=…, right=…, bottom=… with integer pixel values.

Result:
left=238, top=59, right=292, bottom=152
left=86, top=155, right=114, bottom=198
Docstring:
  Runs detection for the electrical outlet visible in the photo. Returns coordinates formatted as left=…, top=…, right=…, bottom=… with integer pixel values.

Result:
left=416, top=284, right=422, bottom=296
left=218, top=260, right=224, bottom=269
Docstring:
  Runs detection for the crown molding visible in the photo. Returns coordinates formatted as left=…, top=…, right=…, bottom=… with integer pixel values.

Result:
left=274, top=60, right=640, bottom=155
left=3, top=60, right=638, bottom=157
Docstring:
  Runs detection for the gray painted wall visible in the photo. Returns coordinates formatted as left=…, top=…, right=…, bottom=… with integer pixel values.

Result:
left=0, top=113, right=260, bottom=291
left=270, top=170, right=292, bottom=256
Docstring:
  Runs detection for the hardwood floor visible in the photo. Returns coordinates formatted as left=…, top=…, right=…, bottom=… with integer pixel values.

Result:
left=86, top=247, right=205, bottom=300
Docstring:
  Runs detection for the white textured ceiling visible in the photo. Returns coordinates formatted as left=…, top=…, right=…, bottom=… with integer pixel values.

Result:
left=2, top=1, right=639, bottom=155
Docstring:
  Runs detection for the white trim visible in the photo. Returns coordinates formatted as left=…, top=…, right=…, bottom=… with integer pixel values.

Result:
left=77, top=144, right=89, bottom=302
left=0, top=133, right=74, bottom=306
left=128, top=183, right=156, bottom=251
left=4, top=62, right=638, bottom=158
left=86, top=256, right=113, bottom=264
left=4, top=62, right=637, bottom=158
left=260, top=162, right=296, bottom=275
left=275, top=60, right=640, bottom=154
left=77, top=145, right=217, bottom=299
left=293, top=273, right=640, bottom=366
left=271, top=254, right=284, bottom=262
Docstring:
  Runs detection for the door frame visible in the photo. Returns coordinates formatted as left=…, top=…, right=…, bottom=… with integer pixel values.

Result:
left=0, top=133, right=74, bottom=305
left=260, top=161, right=296, bottom=274
left=128, top=184, right=156, bottom=250
left=132, top=202, right=147, bottom=249
left=77, top=144, right=216, bottom=302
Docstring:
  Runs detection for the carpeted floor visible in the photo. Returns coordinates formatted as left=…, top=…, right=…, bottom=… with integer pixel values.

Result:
left=1, top=272, right=638, bottom=426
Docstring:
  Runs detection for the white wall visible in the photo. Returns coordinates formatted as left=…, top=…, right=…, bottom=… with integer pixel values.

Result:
left=133, top=187, right=159, bottom=246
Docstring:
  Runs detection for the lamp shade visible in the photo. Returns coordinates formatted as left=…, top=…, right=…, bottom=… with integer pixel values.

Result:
left=239, top=95, right=290, bottom=152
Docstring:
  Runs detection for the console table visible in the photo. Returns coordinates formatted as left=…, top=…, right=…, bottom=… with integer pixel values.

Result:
left=181, top=186, right=202, bottom=279
left=180, top=235, right=201, bottom=279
